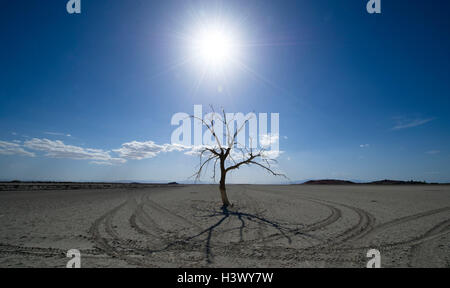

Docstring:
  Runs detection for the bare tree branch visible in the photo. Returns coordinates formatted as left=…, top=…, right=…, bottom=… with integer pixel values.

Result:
left=191, top=107, right=286, bottom=206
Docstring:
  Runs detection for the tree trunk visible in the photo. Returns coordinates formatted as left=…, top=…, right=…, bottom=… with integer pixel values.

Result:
left=219, top=179, right=231, bottom=207
left=219, top=157, right=231, bottom=207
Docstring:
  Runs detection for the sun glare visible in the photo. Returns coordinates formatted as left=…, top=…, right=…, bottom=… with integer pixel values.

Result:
left=191, top=24, right=239, bottom=72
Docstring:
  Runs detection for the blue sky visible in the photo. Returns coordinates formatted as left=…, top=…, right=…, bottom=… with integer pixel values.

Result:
left=1, top=0, right=449, bottom=183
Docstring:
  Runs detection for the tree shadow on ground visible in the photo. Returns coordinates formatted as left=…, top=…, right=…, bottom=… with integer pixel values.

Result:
left=134, top=203, right=319, bottom=265
left=183, top=205, right=317, bottom=263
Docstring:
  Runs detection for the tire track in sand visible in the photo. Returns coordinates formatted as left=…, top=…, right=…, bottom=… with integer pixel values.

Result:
left=88, top=197, right=155, bottom=267
left=244, top=186, right=343, bottom=232
left=245, top=186, right=375, bottom=247
left=101, top=191, right=205, bottom=267
left=141, top=192, right=203, bottom=232
left=408, top=218, right=450, bottom=267
left=354, top=206, right=450, bottom=241
left=129, top=193, right=167, bottom=240
left=0, top=243, right=98, bottom=257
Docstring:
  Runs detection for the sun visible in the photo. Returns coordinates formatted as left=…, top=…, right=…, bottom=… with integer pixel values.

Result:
left=191, top=24, right=239, bottom=72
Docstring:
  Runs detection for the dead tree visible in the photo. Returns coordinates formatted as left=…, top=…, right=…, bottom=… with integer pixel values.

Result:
left=192, top=108, right=285, bottom=207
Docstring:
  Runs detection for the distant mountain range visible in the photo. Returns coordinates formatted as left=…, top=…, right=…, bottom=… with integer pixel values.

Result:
left=1, top=179, right=448, bottom=185
left=299, top=179, right=447, bottom=185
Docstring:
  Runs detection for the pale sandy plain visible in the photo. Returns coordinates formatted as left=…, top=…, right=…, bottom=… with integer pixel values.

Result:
left=0, top=184, right=449, bottom=268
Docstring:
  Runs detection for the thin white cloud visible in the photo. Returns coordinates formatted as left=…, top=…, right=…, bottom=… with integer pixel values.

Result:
left=426, top=150, right=440, bottom=155
left=360, top=144, right=370, bottom=148
left=184, top=144, right=282, bottom=160
left=44, top=132, right=72, bottom=137
left=392, top=117, right=434, bottom=130
left=0, top=141, right=35, bottom=157
left=259, top=134, right=279, bottom=148
left=1, top=136, right=282, bottom=165
left=1, top=138, right=189, bottom=164
left=90, top=161, right=115, bottom=166
left=183, top=145, right=207, bottom=156
left=24, top=138, right=125, bottom=164
left=113, top=141, right=188, bottom=160
left=261, top=149, right=283, bottom=159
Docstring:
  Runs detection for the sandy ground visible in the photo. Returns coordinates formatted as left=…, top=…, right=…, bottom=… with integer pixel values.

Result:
left=0, top=184, right=449, bottom=268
